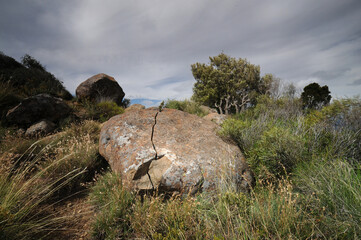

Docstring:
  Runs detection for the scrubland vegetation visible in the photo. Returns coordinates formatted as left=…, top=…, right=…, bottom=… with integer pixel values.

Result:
left=0, top=52, right=360, bottom=239
left=1, top=94, right=359, bottom=239
left=165, top=99, right=210, bottom=117
left=92, top=96, right=359, bottom=239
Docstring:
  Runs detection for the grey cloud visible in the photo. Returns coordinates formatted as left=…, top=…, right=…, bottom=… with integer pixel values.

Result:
left=1, top=0, right=361, bottom=99
left=147, top=77, right=186, bottom=89
left=349, top=78, right=361, bottom=86
left=311, top=69, right=350, bottom=81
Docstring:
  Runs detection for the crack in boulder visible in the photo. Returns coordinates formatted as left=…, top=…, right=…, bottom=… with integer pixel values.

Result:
left=151, top=112, right=159, bottom=160
left=133, top=107, right=164, bottom=190
left=132, top=154, right=165, bottom=180
left=99, top=107, right=255, bottom=194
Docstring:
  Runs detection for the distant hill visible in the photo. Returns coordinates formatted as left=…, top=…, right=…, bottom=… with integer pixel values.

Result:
left=0, top=52, right=72, bottom=123
left=0, top=52, right=72, bottom=100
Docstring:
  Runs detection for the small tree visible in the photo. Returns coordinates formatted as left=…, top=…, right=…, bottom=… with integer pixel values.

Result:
left=283, top=83, right=297, bottom=99
left=21, top=54, right=46, bottom=72
left=301, top=82, right=331, bottom=109
left=191, top=53, right=270, bottom=114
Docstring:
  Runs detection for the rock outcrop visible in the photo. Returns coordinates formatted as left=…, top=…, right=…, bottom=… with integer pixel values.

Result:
left=203, top=113, right=227, bottom=125
left=6, top=94, right=71, bottom=127
left=99, top=108, right=253, bottom=194
left=76, top=73, right=125, bottom=105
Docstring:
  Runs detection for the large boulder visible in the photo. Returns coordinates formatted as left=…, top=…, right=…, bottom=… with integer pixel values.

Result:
left=6, top=94, right=71, bottom=127
left=76, top=73, right=125, bottom=105
left=99, top=108, right=254, bottom=194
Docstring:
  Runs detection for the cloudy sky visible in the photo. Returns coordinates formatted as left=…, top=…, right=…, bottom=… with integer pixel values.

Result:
left=1, top=0, right=361, bottom=104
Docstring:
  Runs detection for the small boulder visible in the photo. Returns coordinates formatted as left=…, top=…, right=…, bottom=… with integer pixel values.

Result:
left=124, top=104, right=145, bottom=112
left=99, top=108, right=254, bottom=194
left=203, top=113, right=227, bottom=125
left=6, top=94, right=71, bottom=127
left=76, top=73, right=125, bottom=105
left=25, top=120, right=56, bottom=137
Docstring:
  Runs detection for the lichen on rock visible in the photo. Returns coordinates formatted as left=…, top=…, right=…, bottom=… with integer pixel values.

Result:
left=99, top=108, right=254, bottom=194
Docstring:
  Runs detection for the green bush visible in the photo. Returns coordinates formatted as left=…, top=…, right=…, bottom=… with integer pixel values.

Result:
left=96, top=101, right=124, bottom=122
left=82, top=100, right=124, bottom=122
left=221, top=96, right=360, bottom=180
left=220, top=117, right=267, bottom=152
left=165, top=99, right=210, bottom=117
left=248, top=126, right=306, bottom=178
left=220, top=115, right=306, bottom=179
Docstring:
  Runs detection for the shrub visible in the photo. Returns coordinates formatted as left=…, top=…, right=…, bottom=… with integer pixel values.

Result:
left=248, top=126, right=306, bottom=178
left=220, top=117, right=267, bottom=152
left=96, top=101, right=124, bottom=122
left=252, top=95, right=303, bottom=121
left=220, top=116, right=306, bottom=179
left=303, top=99, right=361, bottom=163
left=165, top=99, right=210, bottom=117
left=221, top=96, right=360, bottom=179
left=120, top=98, right=131, bottom=108
left=82, top=100, right=124, bottom=122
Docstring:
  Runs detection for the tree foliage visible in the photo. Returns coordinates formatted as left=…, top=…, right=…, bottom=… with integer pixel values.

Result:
left=191, top=53, right=270, bottom=114
left=301, top=82, right=331, bottom=109
left=21, top=54, right=46, bottom=72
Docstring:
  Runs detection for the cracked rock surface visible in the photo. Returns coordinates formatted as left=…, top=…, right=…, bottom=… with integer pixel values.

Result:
left=99, top=108, right=253, bottom=194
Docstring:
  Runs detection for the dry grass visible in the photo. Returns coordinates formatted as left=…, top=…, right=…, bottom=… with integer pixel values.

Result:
left=0, top=120, right=106, bottom=239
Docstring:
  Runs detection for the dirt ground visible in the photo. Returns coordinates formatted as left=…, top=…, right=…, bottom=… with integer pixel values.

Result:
left=48, top=192, right=95, bottom=240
